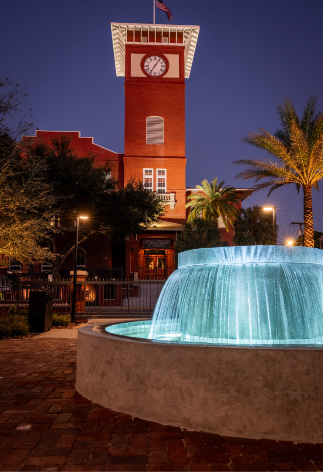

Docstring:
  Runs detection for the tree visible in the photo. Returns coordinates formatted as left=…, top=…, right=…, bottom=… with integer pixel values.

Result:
left=0, top=77, right=57, bottom=266
left=233, top=205, right=278, bottom=246
left=175, top=219, right=221, bottom=255
left=234, top=96, right=323, bottom=247
left=28, top=136, right=164, bottom=276
left=186, top=177, right=239, bottom=230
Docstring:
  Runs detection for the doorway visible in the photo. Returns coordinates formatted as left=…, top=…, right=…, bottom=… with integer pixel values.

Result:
left=143, top=250, right=167, bottom=280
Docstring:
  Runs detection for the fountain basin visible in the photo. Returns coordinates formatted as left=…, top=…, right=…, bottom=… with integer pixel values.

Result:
left=76, top=322, right=323, bottom=443
left=76, top=246, right=323, bottom=443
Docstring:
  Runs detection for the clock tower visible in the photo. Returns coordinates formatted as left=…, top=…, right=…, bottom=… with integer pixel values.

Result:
left=111, top=23, right=199, bottom=222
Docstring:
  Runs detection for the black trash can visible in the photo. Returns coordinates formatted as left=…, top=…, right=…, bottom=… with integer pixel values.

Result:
left=28, top=290, right=53, bottom=332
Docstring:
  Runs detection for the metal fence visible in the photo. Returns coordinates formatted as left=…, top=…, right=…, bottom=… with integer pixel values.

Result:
left=0, top=279, right=165, bottom=317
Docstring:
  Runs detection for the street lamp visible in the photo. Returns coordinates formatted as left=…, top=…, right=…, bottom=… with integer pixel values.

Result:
left=71, top=216, right=88, bottom=323
left=263, top=207, right=276, bottom=245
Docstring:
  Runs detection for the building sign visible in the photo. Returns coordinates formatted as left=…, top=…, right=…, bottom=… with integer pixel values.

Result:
left=143, top=239, right=170, bottom=249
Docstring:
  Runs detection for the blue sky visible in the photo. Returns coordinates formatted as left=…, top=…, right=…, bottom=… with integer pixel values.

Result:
left=2, top=0, right=323, bottom=241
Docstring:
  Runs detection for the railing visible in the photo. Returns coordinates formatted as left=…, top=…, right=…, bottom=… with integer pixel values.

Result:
left=0, top=279, right=165, bottom=317
left=158, top=193, right=176, bottom=209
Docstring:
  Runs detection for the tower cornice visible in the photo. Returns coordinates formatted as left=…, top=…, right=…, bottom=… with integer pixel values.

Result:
left=111, top=22, right=200, bottom=79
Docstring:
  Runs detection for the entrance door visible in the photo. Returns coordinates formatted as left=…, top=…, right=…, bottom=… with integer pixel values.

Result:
left=143, top=250, right=166, bottom=280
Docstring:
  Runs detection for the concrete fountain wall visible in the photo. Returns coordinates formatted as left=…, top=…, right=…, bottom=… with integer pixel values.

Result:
left=76, top=323, right=323, bottom=443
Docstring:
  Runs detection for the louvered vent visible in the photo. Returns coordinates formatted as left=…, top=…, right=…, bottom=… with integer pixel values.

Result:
left=146, top=116, right=164, bottom=144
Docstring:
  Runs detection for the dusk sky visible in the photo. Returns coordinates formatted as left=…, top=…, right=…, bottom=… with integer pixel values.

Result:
left=2, top=0, right=323, bottom=242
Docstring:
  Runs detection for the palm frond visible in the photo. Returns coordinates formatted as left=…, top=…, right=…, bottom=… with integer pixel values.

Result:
left=301, top=95, right=318, bottom=139
left=277, top=98, right=299, bottom=136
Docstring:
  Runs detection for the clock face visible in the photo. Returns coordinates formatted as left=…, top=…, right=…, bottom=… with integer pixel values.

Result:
left=143, top=55, right=167, bottom=77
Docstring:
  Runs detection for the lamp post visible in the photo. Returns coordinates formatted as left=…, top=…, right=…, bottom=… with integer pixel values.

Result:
left=71, top=216, right=88, bottom=323
left=263, top=207, right=276, bottom=245
left=290, top=222, right=304, bottom=246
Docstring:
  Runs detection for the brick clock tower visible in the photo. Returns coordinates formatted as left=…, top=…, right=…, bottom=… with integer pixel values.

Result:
left=111, top=22, right=200, bottom=279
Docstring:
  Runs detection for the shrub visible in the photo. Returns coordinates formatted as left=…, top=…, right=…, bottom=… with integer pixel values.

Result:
left=52, top=313, right=71, bottom=327
left=0, top=314, right=29, bottom=339
left=7, top=306, right=28, bottom=319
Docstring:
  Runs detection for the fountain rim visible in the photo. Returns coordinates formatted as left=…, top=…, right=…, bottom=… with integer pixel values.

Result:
left=99, top=321, right=323, bottom=350
left=178, top=245, right=323, bottom=268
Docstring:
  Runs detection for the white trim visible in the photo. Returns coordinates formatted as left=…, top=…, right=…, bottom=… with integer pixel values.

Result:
left=29, top=130, right=122, bottom=154
left=156, top=168, right=167, bottom=194
left=111, top=22, right=200, bottom=79
left=143, top=168, right=154, bottom=192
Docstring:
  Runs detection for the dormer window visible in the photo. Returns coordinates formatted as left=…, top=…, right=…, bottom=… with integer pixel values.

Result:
left=146, top=116, right=164, bottom=144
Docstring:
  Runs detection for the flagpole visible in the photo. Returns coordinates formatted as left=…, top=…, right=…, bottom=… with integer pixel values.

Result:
left=153, top=0, right=155, bottom=24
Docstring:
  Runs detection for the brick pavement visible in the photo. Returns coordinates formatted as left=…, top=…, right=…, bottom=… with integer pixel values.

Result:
left=0, top=337, right=323, bottom=472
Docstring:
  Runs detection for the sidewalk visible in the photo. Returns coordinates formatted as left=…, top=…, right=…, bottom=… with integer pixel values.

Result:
left=0, top=326, right=322, bottom=471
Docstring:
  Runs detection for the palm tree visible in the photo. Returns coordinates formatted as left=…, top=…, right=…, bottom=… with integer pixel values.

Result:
left=186, top=177, right=239, bottom=231
left=234, top=96, right=323, bottom=247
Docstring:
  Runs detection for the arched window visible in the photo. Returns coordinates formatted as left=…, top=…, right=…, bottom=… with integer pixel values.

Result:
left=146, top=116, right=164, bottom=144
left=76, top=248, right=86, bottom=269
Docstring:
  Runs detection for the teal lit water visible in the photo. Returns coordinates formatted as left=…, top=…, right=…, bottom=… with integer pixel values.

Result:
left=106, top=246, right=323, bottom=346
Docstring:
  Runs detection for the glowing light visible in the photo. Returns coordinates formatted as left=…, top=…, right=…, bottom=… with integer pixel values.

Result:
left=286, top=239, right=294, bottom=246
left=263, top=207, right=274, bottom=211
left=79, top=216, right=88, bottom=220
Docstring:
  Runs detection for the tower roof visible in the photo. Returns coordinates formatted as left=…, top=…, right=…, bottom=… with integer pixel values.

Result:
left=111, top=22, right=200, bottom=79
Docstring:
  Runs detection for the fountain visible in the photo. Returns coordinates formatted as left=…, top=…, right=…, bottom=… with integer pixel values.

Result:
left=149, top=245, right=323, bottom=345
left=76, top=246, right=323, bottom=443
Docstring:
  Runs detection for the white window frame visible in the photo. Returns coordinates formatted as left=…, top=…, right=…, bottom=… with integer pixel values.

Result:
left=156, top=169, right=167, bottom=194
left=146, top=116, right=164, bottom=144
left=143, top=168, right=154, bottom=192
left=41, top=262, right=53, bottom=272
left=9, top=260, right=21, bottom=272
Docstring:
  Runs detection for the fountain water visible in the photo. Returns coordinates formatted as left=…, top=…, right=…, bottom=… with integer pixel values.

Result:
left=148, top=245, right=323, bottom=345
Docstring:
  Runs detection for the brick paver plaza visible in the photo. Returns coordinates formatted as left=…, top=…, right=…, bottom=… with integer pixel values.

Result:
left=0, top=335, right=323, bottom=471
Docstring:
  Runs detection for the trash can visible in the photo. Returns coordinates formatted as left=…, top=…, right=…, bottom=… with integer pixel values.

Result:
left=28, top=290, right=53, bottom=332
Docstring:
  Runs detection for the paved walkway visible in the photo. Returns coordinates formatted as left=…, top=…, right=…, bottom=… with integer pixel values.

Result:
left=0, top=329, right=323, bottom=471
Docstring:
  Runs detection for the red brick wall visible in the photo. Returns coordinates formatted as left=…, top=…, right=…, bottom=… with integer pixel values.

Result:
left=24, top=131, right=124, bottom=185
left=124, top=82, right=186, bottom=158
left=123, top=156, right=187, bottom=221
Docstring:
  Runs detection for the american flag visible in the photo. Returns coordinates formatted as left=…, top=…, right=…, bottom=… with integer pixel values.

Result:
left=156, top=0, right=173, bottom=21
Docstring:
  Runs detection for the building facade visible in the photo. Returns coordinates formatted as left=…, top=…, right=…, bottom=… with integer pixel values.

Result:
left=1, top=22, right=251, bottom=283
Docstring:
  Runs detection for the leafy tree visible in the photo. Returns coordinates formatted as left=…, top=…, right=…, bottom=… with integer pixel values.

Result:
left=233, top=205, right=278, bottom=246
left=0, top=77, right=57, bottom=266
left=234, top=96, right=323, bottom=247
left=28, top=136, right=164, bottom=276
left=186, top=178, right=239, bottom=231
left=0, top=75, right=31, bottom=139
left=175, top=219, right=221, bottom=255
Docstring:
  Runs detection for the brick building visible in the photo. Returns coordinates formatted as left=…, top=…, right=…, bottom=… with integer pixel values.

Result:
left=1, top=22, right=251, bottom=283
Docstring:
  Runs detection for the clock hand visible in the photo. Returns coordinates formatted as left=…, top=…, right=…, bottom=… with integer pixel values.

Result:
left=150, top=58, right=161, bottom=73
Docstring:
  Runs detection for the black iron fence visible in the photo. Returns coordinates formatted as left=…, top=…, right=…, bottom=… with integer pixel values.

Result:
left=0, top=279, right=165, bottom=317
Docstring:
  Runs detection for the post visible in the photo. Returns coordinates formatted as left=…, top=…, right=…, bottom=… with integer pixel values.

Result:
left=153, top=0, right=155, bottom=24
left=71, top=217, right=79, bottom=323
left=273, top=207, right=276, bottom=245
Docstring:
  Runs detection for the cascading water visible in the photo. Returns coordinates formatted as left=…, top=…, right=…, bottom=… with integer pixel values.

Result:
left=148, top=245, right=323, bottom=345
